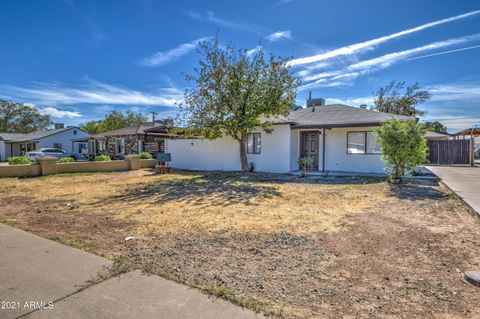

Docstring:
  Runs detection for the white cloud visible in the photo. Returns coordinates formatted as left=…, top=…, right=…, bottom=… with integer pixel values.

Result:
left=299, top=34, right=480, bottom=90
left=39, top=107, right=83, bottom=119
left=246, top=46, right=262, bottom=57
left=427, top=83, right=480, bottom=101
left=289, top=9, right=480, bottom=67
left=187, top=11, right=264, bottom=35
left=326, top=96, right=375, bottom=106
left=405, top=44, right=480, bottom=61
left=0, top=80, right=183, bottom=107
left=275, top=0, right=294, bottom=5
left=139, top=37, right=212, bottom=67
left=267, top=30, right=292, bottom=42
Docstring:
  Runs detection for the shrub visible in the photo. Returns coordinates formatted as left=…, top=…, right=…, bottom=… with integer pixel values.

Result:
left=297, top=156, right=314, bottom=178
left=375, top=119, right=427, bottom=183
left=95, top=155, right=111, bottom=162
left=139, top=152, right=153, bottom=159
left=8, top=156, right=31, bottom=165
left=59, top=157, right=75, bottom=163
left=248, top=162, right=255, bottom=172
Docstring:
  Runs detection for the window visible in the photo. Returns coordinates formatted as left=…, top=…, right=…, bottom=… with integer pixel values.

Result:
left=247, top=133, right=261, bottom=154
left=366, top=132, right=382, bottom=154
left=97, top=140, right=106, bottom=152
left=53, top=143, right=62, bottom=149
left=115, top=138, right=125, bottom=155
left=137, top=140, right=144, bottom=154
left=73, top=129, right=77, bottom=135
left=347, top=132, right=365, bottom=154
left=347, top=131, right=381, bottom=154
left=159, top=140, right=166, bottom=153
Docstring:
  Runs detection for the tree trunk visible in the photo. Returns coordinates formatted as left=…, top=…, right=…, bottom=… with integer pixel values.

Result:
left=239, top=134, right=248, bottom=172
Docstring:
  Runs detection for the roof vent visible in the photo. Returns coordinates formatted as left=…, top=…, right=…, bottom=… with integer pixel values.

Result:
left=306, top=91, right=325, bottom=107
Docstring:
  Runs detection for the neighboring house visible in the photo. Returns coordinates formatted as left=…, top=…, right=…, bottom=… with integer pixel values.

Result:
left=75, top=121, right=171, bottom=159
left=0, top=126, right=88, bottom=161
left=165, top=98, right=410, bottom=174
left=425, top=131, right=451, bottom=141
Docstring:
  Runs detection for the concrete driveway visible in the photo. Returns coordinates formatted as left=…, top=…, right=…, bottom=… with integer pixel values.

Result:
left=0, top=224, right=262, bottom=319
left=426, top=166, right=480, bottom=218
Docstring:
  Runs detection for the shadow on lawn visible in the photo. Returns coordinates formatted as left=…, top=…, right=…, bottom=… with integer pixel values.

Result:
left=102, top=173, right=282, bottom=207
left=389, top=182, right=445, bottom=201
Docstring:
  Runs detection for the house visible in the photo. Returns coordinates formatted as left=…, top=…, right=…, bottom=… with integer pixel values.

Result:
left=75, top=121, right=171, bottom=159
left=425, top=131, right=451, bottom=141
left=165, top=98, right=410, bottom=174
left=0, top=126, right=88, bottom=161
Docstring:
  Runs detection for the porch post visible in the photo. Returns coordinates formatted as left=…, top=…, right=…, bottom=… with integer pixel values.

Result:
left=322, top=128, right=326, bottom=174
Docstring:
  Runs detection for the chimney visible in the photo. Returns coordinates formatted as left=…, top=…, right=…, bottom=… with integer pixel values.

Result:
left=306, top=93, right=325, bottom=108
left=54, top=123, right=65, bottom=129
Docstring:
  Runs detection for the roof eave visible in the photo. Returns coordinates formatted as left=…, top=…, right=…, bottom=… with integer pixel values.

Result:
left=291, top=122, right=385, bottom=129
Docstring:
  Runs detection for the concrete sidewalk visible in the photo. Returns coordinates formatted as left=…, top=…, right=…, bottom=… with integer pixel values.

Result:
left=426, top=166, right=480, bottom=218
left=0, top=224, right=262, bottom=319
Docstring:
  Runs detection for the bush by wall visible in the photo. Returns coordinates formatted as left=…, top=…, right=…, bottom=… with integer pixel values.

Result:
left=8, top=156, right=32, bottom=165
left=139, top=152, right=153, bottom=159
left=59, top=157, right=75, bottom=163
left=95, top=155, right=111, bottom=162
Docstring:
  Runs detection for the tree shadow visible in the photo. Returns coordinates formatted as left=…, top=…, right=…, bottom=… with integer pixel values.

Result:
left=100, top=173, right=281, bottom=207
left=389, top=182, right=445, bottom=201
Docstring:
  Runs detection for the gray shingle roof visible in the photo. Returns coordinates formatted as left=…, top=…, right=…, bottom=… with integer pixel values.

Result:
left=275, top=104, right=411, bottom=128
left=0, top=127, right=81, bottom=142
left=87, top=123, right=167, bottom=139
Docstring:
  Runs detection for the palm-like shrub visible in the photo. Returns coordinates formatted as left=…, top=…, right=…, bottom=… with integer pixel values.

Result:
left=95, top=155, right=111, bottom=162
left=8, top=156, right=32, bottom=165
left=139, top=152, right=153, bottom=159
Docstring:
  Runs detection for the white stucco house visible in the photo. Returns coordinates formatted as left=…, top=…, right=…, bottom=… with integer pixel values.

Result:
left=163, top=98, right=410, bottom=174
left=0, top=126, right=88, bottom=161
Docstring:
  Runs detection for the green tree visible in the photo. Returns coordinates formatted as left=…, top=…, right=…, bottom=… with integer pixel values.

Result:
left=422, top=120, right=447, bottom=133
left=180, top=39, right=300, bottom=171
left=0, top=100, right=52, bottom=133
left=375, top=119, right=427, bottom=183
left=79, top=120, right=104, bottom=134
left=125, top=111, right=148, bottom=127
left=374, top=81, right=431, bottom=117
left=80, top=110, right=148, bottom=134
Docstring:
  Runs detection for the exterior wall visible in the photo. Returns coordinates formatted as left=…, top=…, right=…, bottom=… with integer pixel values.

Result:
left=0, top=163, right=41, bottom=177
left=167, top=125, right=387, bottom=174
left=0, top=141, right=5, bottom=161
left=324, top=126, right=386, bottom=173
left=104, top=135, right=138, bottom=158
left=0, top=156, right=157, bottom=178
left=37, top=128, right=89, bottom=155
left=56, top=160, right=130, bottom=173
left=139, top=159, right=158, bottom=168
left=167, top=136, right=240, bottom=171
left=166, top=124, right=292, bottom=173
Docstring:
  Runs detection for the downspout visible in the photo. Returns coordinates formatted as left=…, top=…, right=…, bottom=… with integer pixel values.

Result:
left=322, top=128, right=326, bottom=174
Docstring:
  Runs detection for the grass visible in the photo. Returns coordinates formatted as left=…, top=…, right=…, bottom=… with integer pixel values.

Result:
left=45, top=235, right=99, bottom=254
left=1, top=169, right=478, bottom=318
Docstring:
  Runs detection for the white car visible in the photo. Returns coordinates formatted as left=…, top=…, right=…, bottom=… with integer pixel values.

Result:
left=26, top=148, right=67, bottom=161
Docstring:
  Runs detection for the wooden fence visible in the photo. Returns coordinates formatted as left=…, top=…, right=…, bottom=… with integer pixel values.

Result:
left=427, top=139, right=472, bottom=165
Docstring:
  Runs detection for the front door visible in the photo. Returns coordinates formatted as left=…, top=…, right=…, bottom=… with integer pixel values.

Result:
left=300, top=131, right=319, bottom=170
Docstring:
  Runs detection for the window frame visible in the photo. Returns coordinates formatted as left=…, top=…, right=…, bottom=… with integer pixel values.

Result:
left=115, top=138, right=125, bottom=155
left=247, top=133, right=261, bottom=154
left=346, top=131, right=381, bottom=155
left=53, top=143, right=62, bottom=149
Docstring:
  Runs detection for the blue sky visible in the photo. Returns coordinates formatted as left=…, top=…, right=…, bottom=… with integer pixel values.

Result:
left=0, top=0, right=479, bottom=132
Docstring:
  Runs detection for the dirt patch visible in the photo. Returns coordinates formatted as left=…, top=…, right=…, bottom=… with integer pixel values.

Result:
left=0, top=171, right=479, bottom=318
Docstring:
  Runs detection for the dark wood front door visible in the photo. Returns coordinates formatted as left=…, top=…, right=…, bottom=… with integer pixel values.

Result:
left=300, top=131, right=319, bottom=170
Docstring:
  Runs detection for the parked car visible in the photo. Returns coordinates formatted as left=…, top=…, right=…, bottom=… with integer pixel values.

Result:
left=26, top=148, right=66, bottom=161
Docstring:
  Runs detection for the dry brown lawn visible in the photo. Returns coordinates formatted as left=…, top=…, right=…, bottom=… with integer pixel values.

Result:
left=0, top=169, right=479, bottom=318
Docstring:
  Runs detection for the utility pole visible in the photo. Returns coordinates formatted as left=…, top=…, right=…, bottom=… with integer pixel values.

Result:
left=149, top=111, right=158, bottom=124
